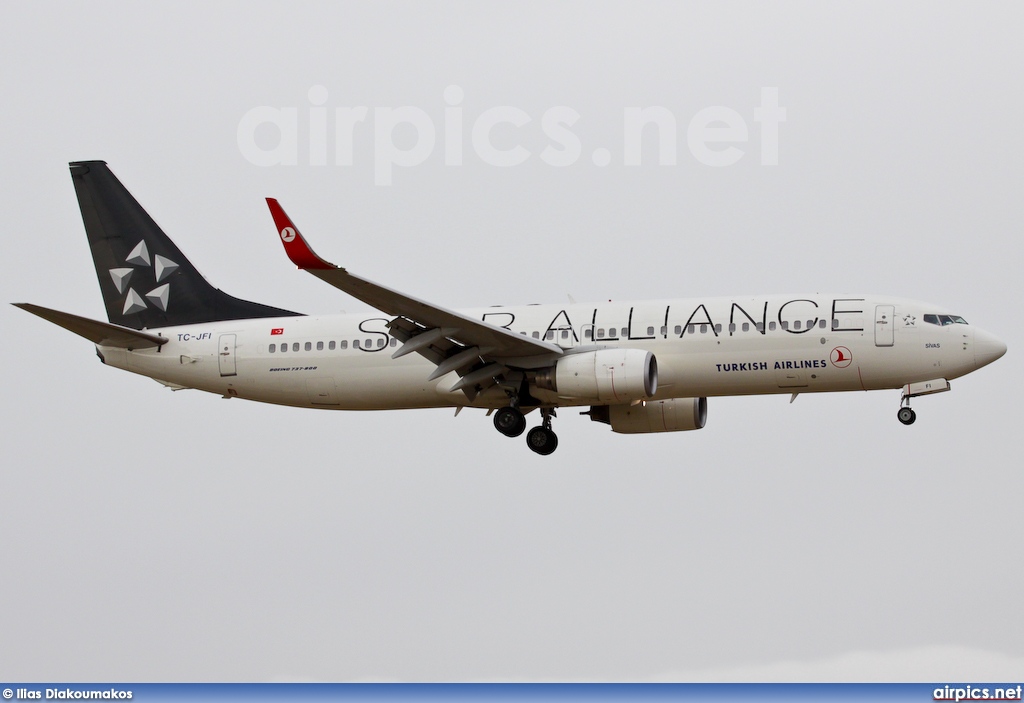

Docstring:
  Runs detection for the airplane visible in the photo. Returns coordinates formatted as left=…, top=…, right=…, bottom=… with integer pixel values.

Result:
left=14, top=161, right=1007, bottom=455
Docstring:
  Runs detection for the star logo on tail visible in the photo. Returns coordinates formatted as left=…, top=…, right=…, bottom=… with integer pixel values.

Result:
left=107, top=240, right=179, bottom=314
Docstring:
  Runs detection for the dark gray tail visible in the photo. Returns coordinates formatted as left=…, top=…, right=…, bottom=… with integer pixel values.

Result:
left=70, top=161, right=301, bottom=330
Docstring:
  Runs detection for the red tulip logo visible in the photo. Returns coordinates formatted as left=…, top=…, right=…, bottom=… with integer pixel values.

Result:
left=830, top=346, right=852, bottom=368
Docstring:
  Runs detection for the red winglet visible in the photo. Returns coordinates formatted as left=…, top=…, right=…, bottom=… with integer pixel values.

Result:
left=265, top=198, right=336, bottom=270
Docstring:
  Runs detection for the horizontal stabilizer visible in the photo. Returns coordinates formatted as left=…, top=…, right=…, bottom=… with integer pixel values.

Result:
left=13, top=303, right=167, bottom=350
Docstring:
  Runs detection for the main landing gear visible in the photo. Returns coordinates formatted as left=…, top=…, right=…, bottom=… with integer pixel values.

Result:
left=493, top=405, right=527, bottom=437
left=526, top=409, right=558, bottom=456
left=493, top=403, right=559, bottom=455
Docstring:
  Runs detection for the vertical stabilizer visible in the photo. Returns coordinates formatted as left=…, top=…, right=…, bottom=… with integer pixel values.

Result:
left=69, top=161, right=300, bottom=329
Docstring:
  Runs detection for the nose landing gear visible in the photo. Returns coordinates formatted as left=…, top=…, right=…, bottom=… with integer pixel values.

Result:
left=897, top=389, right=917, bottom=425
left=896, top=379, right=950, bottom=425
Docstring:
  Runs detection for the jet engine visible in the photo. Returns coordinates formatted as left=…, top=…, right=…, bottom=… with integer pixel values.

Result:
left=589, top=397, right=708, bottom=434
left=534, top=349, right=657, bottom=403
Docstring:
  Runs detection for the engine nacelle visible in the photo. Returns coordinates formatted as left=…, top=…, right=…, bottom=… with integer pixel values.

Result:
left=589, top=397, right=708, bottom=434
left=535, top=349, right=657, bottom=403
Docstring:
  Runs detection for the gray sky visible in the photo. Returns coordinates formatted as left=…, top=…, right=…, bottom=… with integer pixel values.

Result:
left=2, top=0, right=1022, bottom=682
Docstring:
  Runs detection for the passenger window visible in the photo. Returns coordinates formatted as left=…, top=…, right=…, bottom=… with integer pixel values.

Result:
left=269, top=344, right=276, bottom=353
left=714, top=324, right=722, bottom=333
left=340, top=340, right=348, bottom=349
left=585, top=329, right=593, bottom=339
left=769, top=321, right=777, bottom=331
left=756, top=322, right=764, bottom=332
left=354, top=340, right=360, bottom=349
left=660, top=326, right=667, bottom=336
left=561, top=330, right=569, bottom=339
left=597, top=328, right=605, bottom=338
left=305, top=342, right=312, bottom=351
left=329, top=341, right=336, bottom=350
left=793, top=321, right=802, bottom=330
left=674, top=325, right=682, bottom=335
left=365, top=339, right=372, bottom=348
left=377, top=338, right=385, bottom=348
left=646, top=326, right=654, bottom=336
left=390, top=338, right=397, bottom=347
left=687, top=324, right=695, bottom=334
left=742, top=322, right=750, bottom=332
left=807, top=319, right=815, bottom=329
left=621, top=328, right=628, bottom=337
left=317, top=341, right=324, bottom=351
left=280, top=343, right=287, bottom=353
left=819, top=319, right=826, bottom=329
left=781, top=321, right=789, bottom=330
left=545, top=330, right=554, bottom=340
left=700, top=324, right=708, bottom=334
left=729, top=323, right=736, bottom=333
left=532, top=331, right=540, bottom=339
left=293, top=342, right=300, bottom=352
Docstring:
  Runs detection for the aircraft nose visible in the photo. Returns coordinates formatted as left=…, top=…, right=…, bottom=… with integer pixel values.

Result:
left=974, top=328, right=1007, bottom=369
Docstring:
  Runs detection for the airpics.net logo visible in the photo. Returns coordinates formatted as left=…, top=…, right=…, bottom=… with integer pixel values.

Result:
left=237, top=85, right=786, bottom=185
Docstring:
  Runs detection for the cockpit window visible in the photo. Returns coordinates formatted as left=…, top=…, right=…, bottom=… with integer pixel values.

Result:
left=924, top=314, right=968, bottom=326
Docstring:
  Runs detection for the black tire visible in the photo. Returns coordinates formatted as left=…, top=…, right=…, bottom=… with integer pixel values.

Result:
left=897, top=407, right=916, bottom=425
left=526, top=426, right=558, bottom=455
left=494, top=406, right=527, bottom=437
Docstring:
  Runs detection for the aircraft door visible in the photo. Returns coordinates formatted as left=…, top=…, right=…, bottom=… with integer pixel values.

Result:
left=874, top=305, right=894, bottom=347
left=218, top=334, right=237, bottom=376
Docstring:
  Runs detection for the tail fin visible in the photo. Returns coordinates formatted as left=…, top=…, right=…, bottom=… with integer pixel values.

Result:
left=70, top=161, right=301, bottom=329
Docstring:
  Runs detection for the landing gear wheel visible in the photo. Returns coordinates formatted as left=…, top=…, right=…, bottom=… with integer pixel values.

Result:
left=897, top=407, right=917, bottom=425
left=526, top=426, right=558, bottom=455
left=494, top=406, right=527, bottom=437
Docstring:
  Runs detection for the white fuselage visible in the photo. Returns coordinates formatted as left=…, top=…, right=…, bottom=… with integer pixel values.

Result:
left=98, top=295, right=998, bottom=410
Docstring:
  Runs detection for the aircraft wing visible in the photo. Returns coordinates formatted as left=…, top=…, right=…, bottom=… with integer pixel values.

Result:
left=266, top=199, right=563, bottom=398
left=13, top=303, right=168, bottom=349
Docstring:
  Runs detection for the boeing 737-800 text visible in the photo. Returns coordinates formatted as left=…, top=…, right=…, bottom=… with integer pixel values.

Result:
left=15, top=162, right=1007, bottom=455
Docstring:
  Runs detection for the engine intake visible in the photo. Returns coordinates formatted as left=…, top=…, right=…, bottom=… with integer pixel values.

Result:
left=589, top=397, right=708, bottom=433
left=535, top=349, right=657, bottom=403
